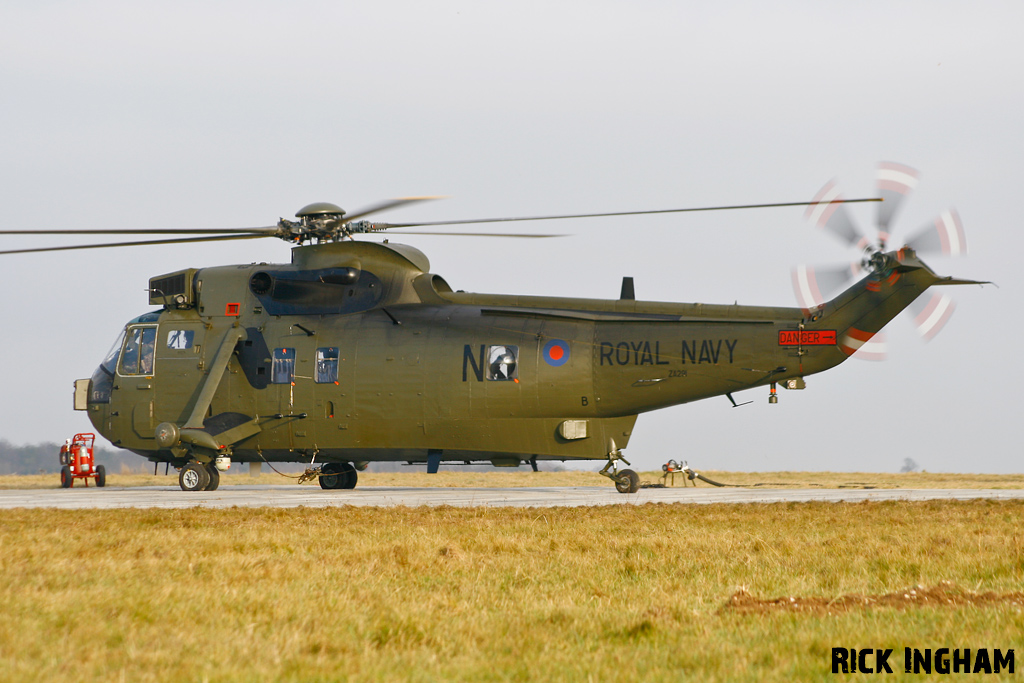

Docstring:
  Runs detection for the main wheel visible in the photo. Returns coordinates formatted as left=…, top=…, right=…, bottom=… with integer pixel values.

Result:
left=203, top=464, right=220, bottom=491
left=339, top=462, right=357, bottom=490
left=60, top=466, right=73, bottom=488
left=96, top=465, right=106, bottom=488
left=615, top=469, right=640, bottom=494
left=179, top=462, right=210, bottom=492
left=319, top=463, right=343, bottom=490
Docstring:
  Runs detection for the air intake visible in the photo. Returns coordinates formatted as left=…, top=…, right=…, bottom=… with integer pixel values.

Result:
left=149, top=268, right=198, bottom=308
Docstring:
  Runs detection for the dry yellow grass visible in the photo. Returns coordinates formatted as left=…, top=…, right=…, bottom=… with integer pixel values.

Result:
left=3, top=468, right=1023, bottom=490
left=1, top=500, right=1022, bottom=681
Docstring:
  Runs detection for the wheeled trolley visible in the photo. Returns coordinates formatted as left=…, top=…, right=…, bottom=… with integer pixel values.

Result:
left=59, top=433, right=106, bottom=488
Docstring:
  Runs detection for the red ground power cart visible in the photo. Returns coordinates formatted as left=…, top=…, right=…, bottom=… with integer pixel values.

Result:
left=59, top=433, right=106, bottom=488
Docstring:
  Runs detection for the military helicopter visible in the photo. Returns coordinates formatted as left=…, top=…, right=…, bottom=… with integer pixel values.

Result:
left=0, top=164, right=983, bottom=493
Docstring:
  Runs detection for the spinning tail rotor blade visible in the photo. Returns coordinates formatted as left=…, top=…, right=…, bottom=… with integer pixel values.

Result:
left=909, top=292, right=956, bottom=341
left=791, top=262, right=862, bottom=308
left=838, top=328, right=888, bottom=361
left=904, top=209, right=967, bottom=256
left=805, top=180, right=870, bottom=249
left=797, top=162, right=968, bottom=357
left=876, top=161, right=919, bottom=247
left=901, top=210, right=966, bottom=342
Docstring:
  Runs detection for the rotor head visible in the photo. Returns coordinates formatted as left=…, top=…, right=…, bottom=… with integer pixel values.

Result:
left=295, top=202, right=346, bottom=218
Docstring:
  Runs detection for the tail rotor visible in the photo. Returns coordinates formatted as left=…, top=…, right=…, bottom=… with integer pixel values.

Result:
left=793, top=162, right=968, bottom=357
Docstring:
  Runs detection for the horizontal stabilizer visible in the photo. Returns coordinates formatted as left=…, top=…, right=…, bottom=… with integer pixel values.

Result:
left=932, top=276, right=991, bottom=287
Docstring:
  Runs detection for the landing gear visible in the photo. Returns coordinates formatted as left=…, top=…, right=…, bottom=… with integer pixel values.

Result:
left=179, top=462, right=210, bottom=492
left=615, top=469, right=639, bottom=494
left=599, top=451, right=640, bottom=494
left=203, top=463, right=220, bottom=491
left=319, top=462, right=357, bottom=490
left=341, top=463, right=357, bottom=489
left=319, top=463, right=341, bottom=489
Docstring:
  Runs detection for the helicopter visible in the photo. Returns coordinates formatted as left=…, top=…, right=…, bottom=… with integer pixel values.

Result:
left=0, top=164, right=983, bottom=493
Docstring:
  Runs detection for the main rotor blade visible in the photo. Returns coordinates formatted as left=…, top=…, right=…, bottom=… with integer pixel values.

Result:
left=804, top=181, right=870, bottom=249
left=343, top=196, right=446, bottom=222
left=378, top=231, right=565, bottom=238
left=0, top=226, right=279, bottom=236
left=0, top=233, right=270, bottom=255
left=876, top=161, right=919, bottom=246
left=369, top=198, right=881, bottom=229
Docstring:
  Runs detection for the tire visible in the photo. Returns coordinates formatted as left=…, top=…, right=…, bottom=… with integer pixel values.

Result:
left=179, top=462, right=210, bottom=492
left=319, top=463, right=343, bottom=490
left=60, top=466, right=73, bottom=489
left=615, top=469, right=640, bottom=494
left=203, top=464, right=220, bottom=491
left=96, top=465, right=106, bottom=488
left=340, top=463, right=357, bottom=490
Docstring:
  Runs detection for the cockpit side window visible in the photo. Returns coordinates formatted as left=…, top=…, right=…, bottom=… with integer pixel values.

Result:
left=120, top=326, right=157, bottom=375
left=272, top=348, right=295, bottom=384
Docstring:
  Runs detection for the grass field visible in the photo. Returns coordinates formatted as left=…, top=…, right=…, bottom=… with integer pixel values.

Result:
left=5, top=468, right=1024, bottom=490
left=1, top=498, right=1023, bottom=681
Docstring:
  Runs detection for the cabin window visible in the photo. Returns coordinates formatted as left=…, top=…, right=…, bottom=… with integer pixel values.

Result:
left=166, top=330, right=194, bottom=350
left=120, top=326, right=157, bottom=375
left=487, top=345, right=518, bottom=381
left=271, top=348, right=295, bottom=384
left=315, top=347, right=339, bottom=383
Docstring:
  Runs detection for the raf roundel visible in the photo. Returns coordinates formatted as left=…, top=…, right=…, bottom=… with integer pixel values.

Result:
left=543, top=339, right=570, bottom=367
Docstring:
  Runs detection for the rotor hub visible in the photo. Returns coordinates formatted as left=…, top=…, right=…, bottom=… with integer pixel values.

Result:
left=295, top=202, right=346, bottom=218
left=863, top=249, right=893, bottom=275
left=278, top=203, right=351, bottom=244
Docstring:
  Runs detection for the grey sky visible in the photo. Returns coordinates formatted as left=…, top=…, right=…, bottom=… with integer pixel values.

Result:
left=1, top=1, right=1019, bottom=472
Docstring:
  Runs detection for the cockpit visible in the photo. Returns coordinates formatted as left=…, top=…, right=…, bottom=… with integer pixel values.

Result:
left=89, top=312, right=161, bottom=404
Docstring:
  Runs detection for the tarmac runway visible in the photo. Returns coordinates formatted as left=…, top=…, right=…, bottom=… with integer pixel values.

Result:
left=3, top=485, right=1024, bottom=510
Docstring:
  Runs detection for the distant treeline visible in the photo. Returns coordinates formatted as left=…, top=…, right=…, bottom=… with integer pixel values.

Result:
left=0, top=440, right=150, bottom=475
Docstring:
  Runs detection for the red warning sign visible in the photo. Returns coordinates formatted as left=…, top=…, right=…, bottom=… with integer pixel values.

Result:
left=778, top=330, right=837, bottom=346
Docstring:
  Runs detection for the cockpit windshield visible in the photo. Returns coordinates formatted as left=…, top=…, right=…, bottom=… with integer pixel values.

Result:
left=89, top=311, right=162, bottom=404
left=89, top=329, right=126, bottom=404
left=101, top=330, right=126, bottom=374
